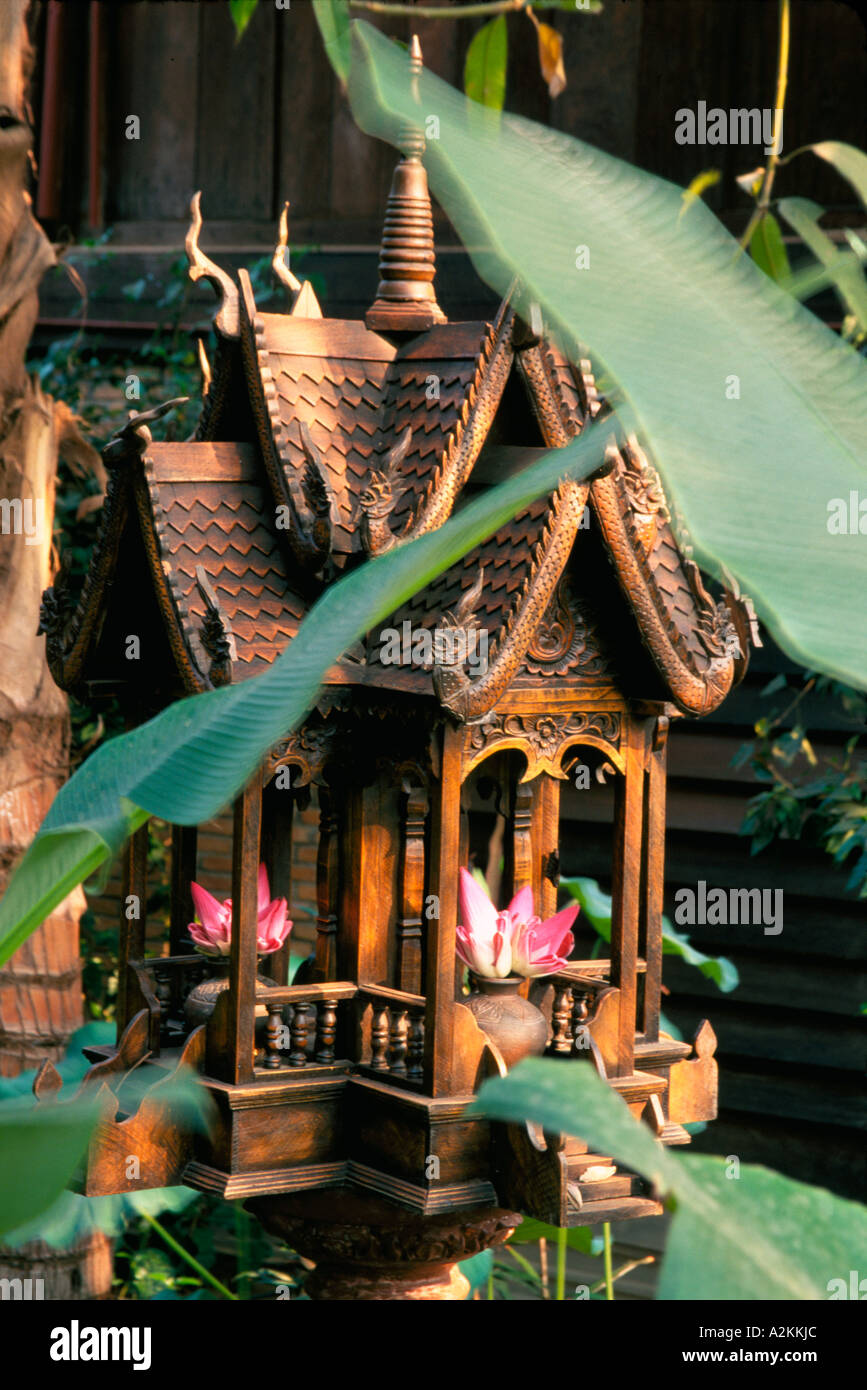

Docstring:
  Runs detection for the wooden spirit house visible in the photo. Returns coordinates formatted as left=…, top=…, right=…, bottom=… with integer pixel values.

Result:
left=37, top=42, right=757, bottom=1298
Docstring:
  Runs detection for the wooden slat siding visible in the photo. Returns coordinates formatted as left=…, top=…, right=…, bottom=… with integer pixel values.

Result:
left=196, top=2, right=275, bottom=220
left=104, top=1, right=200, bottom=222
left=46, top=0, right=867, bottom=243
left=552, top=0, right=643, bottom=160
left=276, top=0, right=340, bottom=223
left=634, top=0, right=867, bottom=213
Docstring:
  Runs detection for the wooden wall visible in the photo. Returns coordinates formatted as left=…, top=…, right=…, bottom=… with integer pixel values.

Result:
left=32, top=0, right=867, bottom=245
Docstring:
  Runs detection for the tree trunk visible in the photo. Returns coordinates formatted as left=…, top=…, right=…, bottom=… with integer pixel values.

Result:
left=0, top=0, right=111, bottom=1299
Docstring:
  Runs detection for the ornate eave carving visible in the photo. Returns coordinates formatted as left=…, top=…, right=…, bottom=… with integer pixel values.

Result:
left=433, top=479, right=590, bottom=723
left=591, top=436, right=747, bottom=716
left=272, top=201, right=323, bottom=318
left=39, top=400, right=189, bottom=692
left=464, top=710, right=623, bottom=782
left=195, top=566, right=237, bottom=687
left=523, top=574, right=610, bottom=681
left=369, top=303, right=515, bottom=555
left=237, top=270, right=333, bottom=582
left=185, top=191, right=240, bottom=340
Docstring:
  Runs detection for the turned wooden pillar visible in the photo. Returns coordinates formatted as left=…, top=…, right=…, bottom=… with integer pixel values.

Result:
left=224, top=774, right=262, bottom=1085
left=639, top=714, right=668, bottom=1041
left=609, top=717, right=645, bottom=1077
left=423, top=724, right=463, bottom=1097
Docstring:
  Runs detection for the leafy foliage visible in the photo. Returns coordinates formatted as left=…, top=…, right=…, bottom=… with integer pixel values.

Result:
left=346, top=21, right=867, bottom=691
left=464, top=16, right=508, bottom=111
left=735, top=675, right=867, bottom=897
left=0, top=1097, right=102, bottom=1239
left=0, top=1028, right=212, bottom=1247
left=475, top=1059, right=867, bottom=1300
left=561, top=876, right=739, bottom=992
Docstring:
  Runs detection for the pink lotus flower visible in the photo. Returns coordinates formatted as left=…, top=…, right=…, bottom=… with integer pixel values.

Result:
left=188, top=864, right=292, bottom=957
left=457, top=868, right=577, bottom=980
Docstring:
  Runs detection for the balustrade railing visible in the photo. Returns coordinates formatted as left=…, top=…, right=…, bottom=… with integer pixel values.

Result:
left=255, top=981, right=357, bottom=1072
left=360, top=984, right=425, bottom=1083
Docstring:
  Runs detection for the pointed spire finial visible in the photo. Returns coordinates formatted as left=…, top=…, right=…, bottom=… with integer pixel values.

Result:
left=365, top=34, right=446, bottom=335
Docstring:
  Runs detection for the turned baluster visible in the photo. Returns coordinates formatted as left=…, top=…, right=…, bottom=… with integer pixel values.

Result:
left=551, top=983, right=574, bottom=1054
left=407, top=1008, right=424, bottom=1080
left=315, top=999, right=338, bottom=1064
left=264, top=1003, right=284, bottom=1069
left=370, top=1004, right=390, bottom=1071
left=571, top=990, right=591, bottom=1053
left=388, top=1008, right=408, bottom=1076
left=289, top=1003, right=311, bottom=1066
left=153, top=965, right=172, bottom=1019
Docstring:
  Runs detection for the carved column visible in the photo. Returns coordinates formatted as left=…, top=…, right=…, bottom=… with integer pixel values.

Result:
left=315, top=786, right=339, bottom=981
left=639, top=715, right=668, bottom=1041
left=397, top=781, right=427, bottom=995
left=609, top=718, right=644, bottom=1077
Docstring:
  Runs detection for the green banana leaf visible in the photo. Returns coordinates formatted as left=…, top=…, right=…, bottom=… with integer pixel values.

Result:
left=345, top=21, right=867, bottom=691
left=475, top=1059, right=867, bottom=1299
left=777, top=196, right=867, bottom=332
left=0, top=1097, right=102, bottom=1239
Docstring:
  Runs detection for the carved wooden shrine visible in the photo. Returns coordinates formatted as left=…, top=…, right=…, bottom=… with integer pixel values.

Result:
left=37, top=44, right=758, bottom=1300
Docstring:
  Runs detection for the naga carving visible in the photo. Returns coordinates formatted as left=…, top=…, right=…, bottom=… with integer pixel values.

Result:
left=619, top=434, right=670, bottom=554
left=433, top=480, right=590, bottom=722
left=186, top=191, right=239, bottom=339
left=359, top=427, right=411, bottom=556
left=272, top=201, right=322, bottom=318
left=386, top=305, right=516, bottom=549
left=195, top=565, right=237, bottom=687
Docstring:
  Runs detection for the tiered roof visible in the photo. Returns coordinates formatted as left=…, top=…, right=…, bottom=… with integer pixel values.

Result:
left=41, top=75, right=755, bottom=719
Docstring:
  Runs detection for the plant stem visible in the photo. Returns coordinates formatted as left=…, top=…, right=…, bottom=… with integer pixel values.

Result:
left=555, top=1226, right=567, bottom=1301
left=590, top=1253, right=654, bottom=1294
left=349, top=0, right=526, bottom=16
left=505, top=1243, right=544, bottom=1292
left=538, top=1236, right=549, bottom=1299
left=602, top=1221, right=614, bottom=1300
left=141, top=1212, right=239, bottom=1301
left=738, top=0, right=791, bottom=252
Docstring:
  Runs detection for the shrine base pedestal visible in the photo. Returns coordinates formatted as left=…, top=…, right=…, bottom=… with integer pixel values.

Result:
left=247, top=1190, right=520, bottom=1301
